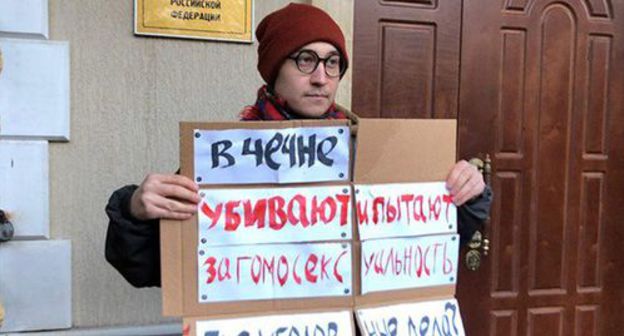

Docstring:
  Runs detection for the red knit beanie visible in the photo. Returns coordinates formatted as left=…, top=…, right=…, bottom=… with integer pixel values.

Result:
left=256, top=3, right=349, bottom=85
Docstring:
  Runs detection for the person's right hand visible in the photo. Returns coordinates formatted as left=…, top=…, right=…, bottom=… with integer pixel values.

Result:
left=129, top=174, right=200, bottom=221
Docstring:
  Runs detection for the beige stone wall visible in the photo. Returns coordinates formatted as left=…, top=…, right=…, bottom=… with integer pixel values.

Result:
left=312, top=0, right=354, bottom=110
left=47, top=0, right=354, bottom=329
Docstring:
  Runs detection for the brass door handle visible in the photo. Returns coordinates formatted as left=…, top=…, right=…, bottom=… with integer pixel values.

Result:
left=469, top=157, right=484, bottom=172
left=465, top=230, right=490, bottom=271
left=469, top=154, right=491, bottom=184
left=482, top=237, right=490, bottom=256
left=464, top=153, right=492, bottom=271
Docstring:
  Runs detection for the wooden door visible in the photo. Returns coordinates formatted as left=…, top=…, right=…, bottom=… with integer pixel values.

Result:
left=458, top=1, right=624, bottom=335
left=352, top=0, right=624, bottom=335
left=352, top=0, right=461, bottom=119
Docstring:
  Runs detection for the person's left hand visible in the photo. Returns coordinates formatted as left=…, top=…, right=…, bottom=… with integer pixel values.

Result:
left=446, top=160, right=485, bottom=206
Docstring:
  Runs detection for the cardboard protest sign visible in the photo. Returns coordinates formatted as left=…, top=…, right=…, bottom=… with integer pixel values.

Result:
left=353, top=119, right=458, bottom=307
left=161, top=118, right=464, bottom=335
left=348, top=119, right=465, bottom=336
left=161, top=120, right=353, bottom=319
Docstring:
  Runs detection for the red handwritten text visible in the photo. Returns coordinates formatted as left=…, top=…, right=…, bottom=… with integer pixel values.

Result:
left=201, top=194, right=350, bottom=232
left=356, top=193, right=453, bottom=226
left=202, top=251, right=348, bottom=287
left=362, top=241, right=454, bottom=278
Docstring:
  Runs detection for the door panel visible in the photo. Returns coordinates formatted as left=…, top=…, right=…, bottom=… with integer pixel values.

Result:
left=458, top=0, right=624, bottom=335
left=352, top=0, right=460, bottom=118
left=353, top=0, right=624, bottom=335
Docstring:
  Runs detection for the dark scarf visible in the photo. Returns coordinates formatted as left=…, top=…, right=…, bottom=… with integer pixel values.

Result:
left=239, top=85, right=346, bottom=121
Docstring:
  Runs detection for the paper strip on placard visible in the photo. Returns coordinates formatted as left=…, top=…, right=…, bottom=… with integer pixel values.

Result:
left=355, top=299, right=465, bottom=336
left=198, top=242, right=352, bottom=302
left=355, top=182, right=456, bottom=240
left=198, top=185, right=352, bottom=246
left=196, top=310, right=353, bottom=336
left=361, top=234, right=459, bottom=294
left=193, top=126, right=350, bottom=184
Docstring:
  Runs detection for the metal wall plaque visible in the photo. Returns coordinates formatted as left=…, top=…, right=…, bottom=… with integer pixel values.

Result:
left=134, top=0, right=253, bottom=43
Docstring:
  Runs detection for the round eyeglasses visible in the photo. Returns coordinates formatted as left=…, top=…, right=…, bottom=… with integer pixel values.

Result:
left=287, top=50, right=346, bottom=78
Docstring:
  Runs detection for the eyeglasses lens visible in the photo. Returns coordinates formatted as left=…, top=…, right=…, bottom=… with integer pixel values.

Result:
left=294, top=51, right=343, bottom=77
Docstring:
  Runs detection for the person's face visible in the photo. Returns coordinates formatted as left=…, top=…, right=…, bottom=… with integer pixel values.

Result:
left=273, top=42, right=342, bottom=118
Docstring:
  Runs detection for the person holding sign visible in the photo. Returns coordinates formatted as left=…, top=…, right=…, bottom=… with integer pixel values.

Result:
left=105, top=3, right=492, bottom=288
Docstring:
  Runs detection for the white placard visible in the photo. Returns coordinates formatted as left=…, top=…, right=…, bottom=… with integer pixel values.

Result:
left=198, top=185, right=352, bottom=246
left=193, top=126, right=350, bottom=184
left=361, top=234, right=459, bottom=294
left=198, top=242, right=352, bottom=302
left=196, top=310, right=353, bottom=336
left=0, top=38, right=70, bottom=141
left=0, top=140, right=49, bottom=238
left=355, top=182, right=456, bottom=240
left=0, top=0, right=49, bottom=39
left=356, top=299, right=465, bottom=336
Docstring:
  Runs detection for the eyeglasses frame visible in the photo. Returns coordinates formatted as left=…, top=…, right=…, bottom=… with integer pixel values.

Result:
left=286, top=49, right=346, bottom=78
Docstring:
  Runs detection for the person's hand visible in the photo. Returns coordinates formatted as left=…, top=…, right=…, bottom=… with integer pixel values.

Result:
left=129, top=174, right=200, bottom=221
left=446, top=160, right=485, bottom=206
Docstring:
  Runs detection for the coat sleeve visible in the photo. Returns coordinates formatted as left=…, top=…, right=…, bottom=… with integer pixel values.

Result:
left=105, top=185, right=162, bottom=287
left=457, top=185, right=493, bottom=245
